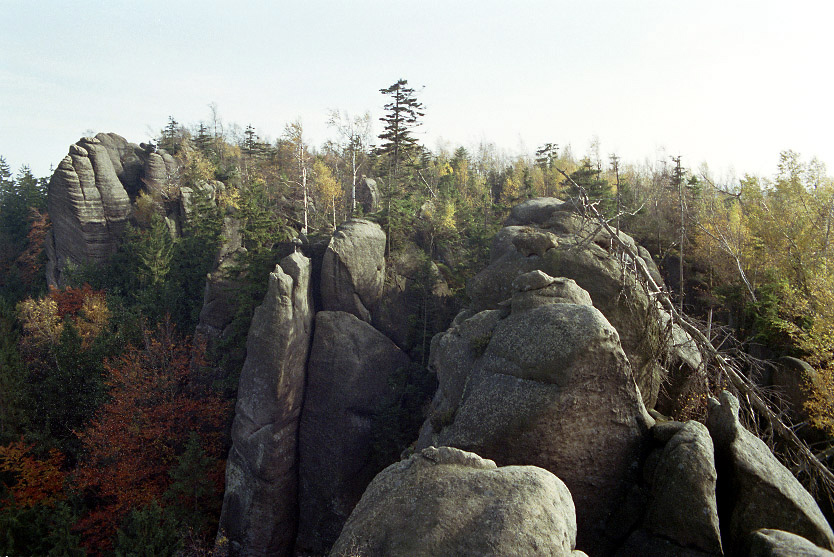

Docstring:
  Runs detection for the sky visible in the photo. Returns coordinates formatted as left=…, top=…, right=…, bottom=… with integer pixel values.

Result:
left=2, top=1, right=833, bottom=181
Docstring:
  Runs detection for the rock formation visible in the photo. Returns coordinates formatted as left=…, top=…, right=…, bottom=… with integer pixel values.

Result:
left=45, top=133, right=182, bottom=285
left=197, top=196, right=834, bottom=556
left=330, top=446, right=584, bottom=557
left=215, top=252, right=313, bottom=555
left=643, top=420, right=722, bottom=553
left=707, top=391, right=834, bottom=553
left=47, top=136, right=132, bottom=285
left=320, top=219, right=386, bottom=322
left=417, top=270, right=652, bottom=555
left=467, top=197, right=668, bottom=408
left=746, top=529, right=834, bottom=557
left=295, top=311, right=411, bottom=555
left=355, top=177, right=380, bottom=213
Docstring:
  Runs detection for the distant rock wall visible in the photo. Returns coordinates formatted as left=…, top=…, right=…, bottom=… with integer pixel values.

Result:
left=46, top=133, right=179, bottom=285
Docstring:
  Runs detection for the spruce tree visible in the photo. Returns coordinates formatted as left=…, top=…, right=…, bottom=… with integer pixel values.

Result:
left=378, top=79, right=424, bottom=253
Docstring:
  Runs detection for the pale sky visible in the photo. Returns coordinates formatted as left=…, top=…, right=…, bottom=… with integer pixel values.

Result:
left=2, top=1, right=833, bottom=181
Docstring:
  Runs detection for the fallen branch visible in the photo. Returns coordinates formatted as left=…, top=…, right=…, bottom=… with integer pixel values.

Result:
left=555, top=166, right=834, bottom=489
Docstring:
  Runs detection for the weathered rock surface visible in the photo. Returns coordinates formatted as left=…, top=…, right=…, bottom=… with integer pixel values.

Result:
left=216, top=252, right=313, bottom=556
left=329, top=446, right=581, bottom=557
left=46, top=133, right=183, bottom=285
left=467, top=197, right=667, bottom=408
left=47, top=136, right=133, bottom=284
left=141, top=150, right=177, bottom=196
left=418, top=278, right=652, bottom=555
left=356, top=177, right=380, bottom=213
left=295, top=310, right=412, bottom=555
left=193, top=219, right=243, bottom=343
left=510, top=271, right=592, bottom=313
left=321, top=219, right=386, bottom=322
left=707, top=391, right=834, bottom=553
left=644, top=420, right=722, bottom=554
left=746, top=528, right=834, bottom=557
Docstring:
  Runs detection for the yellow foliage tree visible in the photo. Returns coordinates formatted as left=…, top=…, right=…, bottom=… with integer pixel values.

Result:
left=313, top=159, right=342, bottom=230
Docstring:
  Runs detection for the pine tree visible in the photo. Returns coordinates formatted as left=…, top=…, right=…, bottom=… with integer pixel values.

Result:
left=161, top=116, right=181, bottom=155
left=378, top=79, right=425, bottom=253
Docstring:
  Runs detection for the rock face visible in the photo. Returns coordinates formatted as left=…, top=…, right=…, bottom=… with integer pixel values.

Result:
left=644, top=421, right=722, bottom=554
left=329, top=446, right=581, bottom=557
left=295, top=311, right=412, bottom=555
left=355, top=177, right=380, bottom=213
left=321, top=219, right=386, bottom=322
left=746, top=529, right=834, bottom=557
left=655, top=310, right=705, bottom=416
left=707, top=391, right=834, bottom=553
left=47, top=136, right=133, bottom=284
left=467, top=197, right=667, bottom=408
left=216, top=252, right=313, bottom=556
left=46, top=133, right=181, bottom=285
left=418, top=272, right=652, bottom=555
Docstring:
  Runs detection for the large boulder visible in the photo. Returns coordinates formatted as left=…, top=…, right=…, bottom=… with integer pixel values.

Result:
left=418, top=275, right=652, bottom=555
left=295, top=311, right=412, bottom=555
left=355, top=176, right=380, bottom=213
left=467, top=197, right=666, bottom=408
left=329, top=446, right=583, bottom=557
left=321, top=219, right=386, bottom=322
left=644, top=420, right=722, bottom=554
left=707, top=391, right=834, bottom=553
left=215, top=251, right=314, bottom=556
left=142, top=150, right=178, bottom=197
left=46, top=136, right=133, bottom=285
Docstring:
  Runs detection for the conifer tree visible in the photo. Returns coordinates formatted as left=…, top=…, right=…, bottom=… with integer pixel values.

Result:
left=378, top=79, right=425, bottom=253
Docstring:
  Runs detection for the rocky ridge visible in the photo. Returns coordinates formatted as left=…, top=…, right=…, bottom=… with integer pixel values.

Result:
left=210, top=197, right=834, bottom=556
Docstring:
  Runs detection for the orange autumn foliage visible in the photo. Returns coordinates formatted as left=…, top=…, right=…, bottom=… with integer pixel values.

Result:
left=18, top=284, right=110, bottom=354
left=15, top=208, right=50, bottom=284
left=0, top=439, right=66, bottom=508
left=73, top=320, right=228, bottom=551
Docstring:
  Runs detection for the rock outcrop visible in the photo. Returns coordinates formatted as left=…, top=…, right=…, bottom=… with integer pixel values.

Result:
left=47, top=136, right=133, bottom=284
left=467, top=197, right=668, bottom=408
left=330, top=446, right=583, bottom=557
left=295, top=310, right=412, bottom=555
left=644, top=420, right=722, bottom=554
left=201, top=196, right=834, bottom=557
left=216, top=252, right=314, bottom=556
left=321, top=219, right=386, bottom=322
left=707, top=391, right=834, bottom=553
left=355, top=177, right=380, bottom=213
left=45, top=133, right=182, bottom=285
left=417, top=271, right=652, bottom=555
